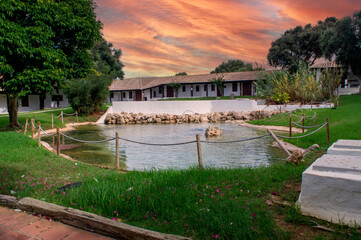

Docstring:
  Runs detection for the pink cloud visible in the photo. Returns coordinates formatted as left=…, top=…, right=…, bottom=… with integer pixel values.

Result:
left=95, top=0, right=359, bottom=78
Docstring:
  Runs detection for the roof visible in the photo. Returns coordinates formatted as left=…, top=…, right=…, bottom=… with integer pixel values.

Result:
left=110, top=71, right=270, bottom=91
left=310, top=61, right=343, bottom=69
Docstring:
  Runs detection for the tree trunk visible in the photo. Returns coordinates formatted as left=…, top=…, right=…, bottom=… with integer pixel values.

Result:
left=7, top=94, right=21, bottom=128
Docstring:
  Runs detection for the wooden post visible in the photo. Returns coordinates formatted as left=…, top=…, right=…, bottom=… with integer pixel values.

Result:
left=302, top=114, right=305, bottom=134
left=76, top=111, right=79, bottom=122
left=116, top=132, right=119, bottom=170
left=51, top=113, right=54, bottom=129
left=57, top=128, right=60, bottom=157
left=31, top=118, right=35, bottom=139
left=289, top=115, right=292, bottom=137
left=326, top=118, right=330, bottom=145
left=24, top=118, right=28, bottom=135
left=279, top=106, right=282, bottom=114
left=38, top=122, right=41, bottom=148
left=258, top=111, right=260, bottom=124
left=61, top=111, right=64, bottom=124
left=267, top=130, right=292, bottom=157
left=196, top=134, right=203, bottom=169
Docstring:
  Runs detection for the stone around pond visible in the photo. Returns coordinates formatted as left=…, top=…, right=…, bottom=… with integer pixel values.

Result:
left=205, top=126, right=222, bottom=137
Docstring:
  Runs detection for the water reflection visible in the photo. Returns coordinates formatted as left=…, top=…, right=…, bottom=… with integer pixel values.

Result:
left=43, top=123, right=287, bottom=170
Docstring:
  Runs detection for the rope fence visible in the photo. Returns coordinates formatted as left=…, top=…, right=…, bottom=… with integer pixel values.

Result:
left=31, top=115, right=331, bottom=170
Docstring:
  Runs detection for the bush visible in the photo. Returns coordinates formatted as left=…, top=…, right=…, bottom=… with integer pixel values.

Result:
left=65, top=73, right=112, bottom=114
left=256, top=64, right=342, bottom=104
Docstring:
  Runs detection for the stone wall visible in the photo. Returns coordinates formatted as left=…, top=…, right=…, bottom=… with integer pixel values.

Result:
left=104, top=110, right=279, bottom=124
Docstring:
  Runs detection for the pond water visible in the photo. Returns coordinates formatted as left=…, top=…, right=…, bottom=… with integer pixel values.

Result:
left=43, top=123, right=287, bottom=170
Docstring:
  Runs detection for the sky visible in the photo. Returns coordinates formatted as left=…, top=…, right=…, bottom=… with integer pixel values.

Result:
left=94, top=0, right=359, bottom=79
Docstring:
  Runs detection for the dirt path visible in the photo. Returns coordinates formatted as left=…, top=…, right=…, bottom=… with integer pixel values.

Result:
left=240, top=122, right=303, bottom=133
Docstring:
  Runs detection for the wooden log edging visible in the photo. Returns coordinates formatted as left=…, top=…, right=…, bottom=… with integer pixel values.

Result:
left=0, top=194, right=190, bottom=240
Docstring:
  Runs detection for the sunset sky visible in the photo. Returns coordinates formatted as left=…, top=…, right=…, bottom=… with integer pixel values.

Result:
left=94, top=0, right=359, bottom=78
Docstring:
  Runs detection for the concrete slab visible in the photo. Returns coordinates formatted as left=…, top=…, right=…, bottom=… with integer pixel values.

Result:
left=299, top=140, right=361, bottom=226
left=312, top=154, right=361, bottom=175
left=327, top=139, right=361, bottom=156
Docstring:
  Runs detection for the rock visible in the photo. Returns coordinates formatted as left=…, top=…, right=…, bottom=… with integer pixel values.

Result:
left=155, top=118, right=161, bottom=123
left=205, top=126, right=222, bottom=137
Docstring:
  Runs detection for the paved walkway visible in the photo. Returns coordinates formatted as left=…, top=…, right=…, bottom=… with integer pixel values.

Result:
left=0, top=206, right=114, bottom=240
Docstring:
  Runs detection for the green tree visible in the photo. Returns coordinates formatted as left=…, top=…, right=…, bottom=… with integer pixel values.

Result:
left=65, top=39, right=124, bottom=114
left=211, top=59, right=261, bottom=74
left=267, top=20, right=334, bottom=73
left=169, top=82, right=181, bottom=98
left=175, top=72, right=187, bottom=76
left=0, top=0, right=102, bottom=127
left=210, top=76, right=225, bottom=96
left=320, top=10, right=361, bottom=93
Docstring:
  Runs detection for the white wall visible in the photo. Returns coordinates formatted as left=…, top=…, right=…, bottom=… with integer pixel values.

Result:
left=112, top=99, right=258, bottom=115
left=0, top=94, right=7, bottom=114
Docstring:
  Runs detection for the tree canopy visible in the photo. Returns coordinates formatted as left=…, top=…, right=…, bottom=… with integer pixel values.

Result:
left=320, top=10, right=361, bottom=88
left=175, top=72, right=187, bottom=76
left=0, top=0, right=102, bottom=127
left=65, top=39, right=124, bottom=114
left=267, top=10, right=361, bottom=91
left=211, top=59, right=263, bottom=74
left=267, top=19, right=337, bottom=73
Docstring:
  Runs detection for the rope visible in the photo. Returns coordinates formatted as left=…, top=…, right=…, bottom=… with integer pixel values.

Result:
left=117, top=136, right=197, bottom=146
left=63, top=112, right=77, bottom=116
left=275, top=122, right=327, bottom=139
left=55, top=113, right=62, bottom=118
left=39, top=126, right=57, bottom=137
left=31, top=121, right=39, bottom=130
left=293, top=117, right=304, bottom=124
left=200, top=134, right=268, bottom=144
left=59, top=132, right=116, bottom=143
left=291, top=121, right=326, bottom=129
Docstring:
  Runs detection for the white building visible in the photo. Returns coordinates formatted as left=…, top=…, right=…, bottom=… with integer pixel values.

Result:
left=109, top=71, right=269, bottom=102
left=0, top=90, right=69, bottom=114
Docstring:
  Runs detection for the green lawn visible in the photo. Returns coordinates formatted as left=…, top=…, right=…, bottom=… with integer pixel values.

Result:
left=249, top=94, right=361, bottom=149
left=1, top=95, right=361, bottom=239
left=0, top=107, right=103, bottom=131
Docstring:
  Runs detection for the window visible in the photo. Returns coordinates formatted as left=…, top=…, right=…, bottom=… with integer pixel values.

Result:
left=182, top=86, right=186, bottom=92
left=232, top=83, right=238, bottom=92
left=51, top=95, right=63, bottom=101
left=211, top=84, right=215, bottom=91
left=110, top=92, right=114, bottom=99
left=129, top=91, right=133, bottom=99
left=159, top=87, right=162, bottom=94
left=122, top=92, right=126, bottom=98
left=153, top=91, right=156, bottom=97
left=204, top=85, right=207, bottom=91
left=196, top=85, right=199, bottom=92
left=21, top=95, right=29, bottom=107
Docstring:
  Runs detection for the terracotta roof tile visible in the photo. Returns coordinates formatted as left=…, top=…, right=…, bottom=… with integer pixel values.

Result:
left=110, top=71, right=271, bottom=91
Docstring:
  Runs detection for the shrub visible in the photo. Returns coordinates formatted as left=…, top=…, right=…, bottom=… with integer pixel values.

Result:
left=65, top=73, right=112, bottom=114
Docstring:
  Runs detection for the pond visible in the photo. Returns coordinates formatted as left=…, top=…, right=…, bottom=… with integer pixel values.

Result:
left=43, top=123, right=287, bottom=171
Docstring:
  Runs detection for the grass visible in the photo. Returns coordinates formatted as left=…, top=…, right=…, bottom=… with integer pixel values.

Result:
left=0, top=107, right=106, bottom=131
left=158, top=96, right=258, bottom=101
left=249, top=94, right=361, bottom=148
left=1, top=132, right=360, bottom=239
left=1, top=95, right=361, bottom=239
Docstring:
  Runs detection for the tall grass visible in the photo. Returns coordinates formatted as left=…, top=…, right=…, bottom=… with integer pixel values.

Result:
left=256, top=64, right=342, bottom=104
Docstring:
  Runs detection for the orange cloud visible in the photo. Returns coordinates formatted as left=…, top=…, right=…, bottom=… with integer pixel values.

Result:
left=95, top=0, right=359, bottom=78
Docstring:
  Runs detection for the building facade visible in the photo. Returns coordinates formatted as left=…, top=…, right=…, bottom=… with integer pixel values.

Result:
left=0, top=90, right=69, bottom=114
left=109, top=71, right=268, bottom=102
